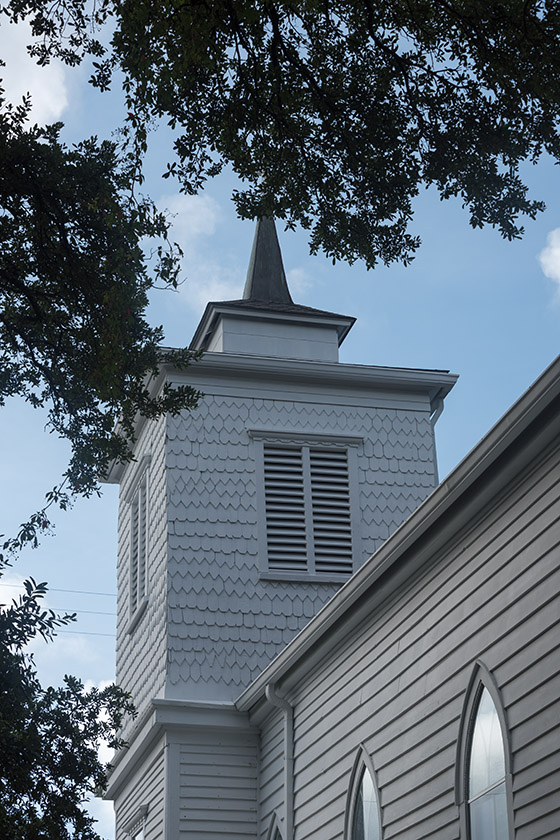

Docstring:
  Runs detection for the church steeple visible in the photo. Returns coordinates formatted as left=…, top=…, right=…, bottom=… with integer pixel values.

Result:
left=190, top=217, right=355, bottom=359
left=242, top=217, right=293, bottom=304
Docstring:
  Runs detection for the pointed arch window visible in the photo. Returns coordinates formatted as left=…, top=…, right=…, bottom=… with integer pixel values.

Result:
left=468, top=688, right=508, bottom=839
left=456, top=664, right=512, bottom=840
left=346, top=747, right=382, bottom=840
left=266, top=812, right=284, bottom=840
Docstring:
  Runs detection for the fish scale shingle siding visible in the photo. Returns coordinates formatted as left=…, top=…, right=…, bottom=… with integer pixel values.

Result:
left=164, top=392, right=438, bottom=701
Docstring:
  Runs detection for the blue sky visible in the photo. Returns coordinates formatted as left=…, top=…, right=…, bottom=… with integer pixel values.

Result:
left=1, top=17, right=559, bottom=837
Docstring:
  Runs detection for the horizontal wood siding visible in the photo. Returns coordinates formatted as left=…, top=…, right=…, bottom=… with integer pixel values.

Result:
left=281, top=441, right=560, bottom=840
left=178, top=730, right=259, bottom=838
left=115, top=739, right=165, bottom=840
left=258, top=710, right=284, bottom=839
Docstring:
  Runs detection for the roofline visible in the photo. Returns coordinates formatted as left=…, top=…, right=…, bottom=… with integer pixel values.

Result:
left=190, top=302, right=356, bottom=351
left=235, top=353, right=560, bottom=713
left=168, top=351, right=457, bottom=401
left=103, top=352, right=457, bottom=484
left=105, top=699, right=256, bottom=800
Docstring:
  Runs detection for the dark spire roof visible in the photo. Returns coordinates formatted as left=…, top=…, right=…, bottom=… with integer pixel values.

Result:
left=243, top=217, right=294, bottom=304
left=189, top=216, right=356, bottom=351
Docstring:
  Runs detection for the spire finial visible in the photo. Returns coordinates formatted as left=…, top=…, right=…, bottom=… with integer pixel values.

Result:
left=243, top=218, right=294, bottom=304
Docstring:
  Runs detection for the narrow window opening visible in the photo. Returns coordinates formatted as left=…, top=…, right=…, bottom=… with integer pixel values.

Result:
left=456, top=664, right=512, bottom=840
left=352, top=766, right=380, bottom=840
left=266, top=811, right=284, bottom=840
left=346, top=747, right=382, bottom=840
left=467, top=687, right=508, bottom=840
left=129, top=470, right=148, bottom=618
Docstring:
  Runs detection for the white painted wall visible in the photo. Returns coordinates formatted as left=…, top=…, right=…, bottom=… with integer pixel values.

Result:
left=164, top=365, right=438, bottom=702
left=208, top=314, right=340, bottom=362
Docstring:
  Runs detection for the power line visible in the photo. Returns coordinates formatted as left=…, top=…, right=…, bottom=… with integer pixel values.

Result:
left=0, top=583, right=116, bottom=597
left=58, top=630, right=116, bottom=638
left=52, top=608, right=117, bottom=616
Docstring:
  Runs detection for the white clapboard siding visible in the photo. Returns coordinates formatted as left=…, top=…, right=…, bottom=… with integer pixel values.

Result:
left=258, top=709, right=284, bottom=840
left=115, top=740, right=165, bottom=840
left=178, top=732, right=258, bottom=838
left=274, top=440, right=560, bottom=840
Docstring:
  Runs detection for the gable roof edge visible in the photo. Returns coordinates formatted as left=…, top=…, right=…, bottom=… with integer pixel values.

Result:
left=235, top=353, right=560, bottom=713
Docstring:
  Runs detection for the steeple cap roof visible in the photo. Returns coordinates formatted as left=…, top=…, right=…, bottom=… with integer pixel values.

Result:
left=243, top=217, right=293, bottom=304
left=189, top=217, right=355, bottom=354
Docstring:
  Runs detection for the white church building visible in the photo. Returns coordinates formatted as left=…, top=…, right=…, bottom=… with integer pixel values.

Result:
left=105, top=219, right=560, bottom=840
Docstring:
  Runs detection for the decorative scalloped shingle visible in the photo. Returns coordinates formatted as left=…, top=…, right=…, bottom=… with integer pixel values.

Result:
left=116, top=377, right=441, bottom=714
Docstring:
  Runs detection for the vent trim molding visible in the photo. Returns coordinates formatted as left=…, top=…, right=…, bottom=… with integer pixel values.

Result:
left=249, top=428, right=364, bottom=446
left=255, top=435, right=361, bottom=578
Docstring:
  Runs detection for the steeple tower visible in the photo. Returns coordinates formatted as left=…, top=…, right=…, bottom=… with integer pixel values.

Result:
left=106, top=216, right=456, bottom=840
left=191, top=217, right=355, bottom=361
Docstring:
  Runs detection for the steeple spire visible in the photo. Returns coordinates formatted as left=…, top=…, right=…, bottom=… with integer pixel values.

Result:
left=243, top=217, right=294, bottom=304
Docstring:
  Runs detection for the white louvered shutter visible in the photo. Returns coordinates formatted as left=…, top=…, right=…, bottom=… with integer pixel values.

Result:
left=130, top=473, right=148, bottom=614
left=130, top=493, right=139, bottom=612
left=263, top=442, right=353, bottom=575
left=263, top=444, right=308, bottom=571
left=310, top=448, right=353, bottom=574
left=137, top=475, right=147, bottom=600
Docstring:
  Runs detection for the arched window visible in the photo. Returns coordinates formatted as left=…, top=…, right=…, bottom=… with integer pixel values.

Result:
left=456, top=663, right=512, bottom=840
left=345, top=746, right=382, bottom=840
left=266, top=812, right=284, bottom=840
left=468, top=687, right=508, bottom=839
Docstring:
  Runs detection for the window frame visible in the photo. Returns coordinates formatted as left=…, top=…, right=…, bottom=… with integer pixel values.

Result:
left=344, top=744, right=383, bottom=840
left=455, top=662, right=514, bottom=840
left=266, top=811, right=285, bottom=840
left=124, top=455, right=150, bottom=634
left=122, top=803, right=149, bottom=838
left=250, top=429, right=363, bottom=581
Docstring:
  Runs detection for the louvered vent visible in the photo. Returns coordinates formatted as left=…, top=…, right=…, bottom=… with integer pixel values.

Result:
left=264, top=445, right=307, bottom=571
left=263, top=443, right=353, bottom=575
left=310, top=448, right=353, bottom=574
left=130, top=494, right=139, bottom=612
left=130, top=473, right=147, bottom=613
left=137, top=476, right=147, bottom=599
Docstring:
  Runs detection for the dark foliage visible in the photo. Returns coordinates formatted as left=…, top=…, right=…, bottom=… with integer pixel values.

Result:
left=0, top=577, right=135, bottom=840
left=0, top=93, right=200, bottom=494
left=3, top=1, right=560, bottom=269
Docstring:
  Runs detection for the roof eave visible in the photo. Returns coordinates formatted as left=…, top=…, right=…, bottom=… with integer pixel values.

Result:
left=235, top=353, right=560, bottom=713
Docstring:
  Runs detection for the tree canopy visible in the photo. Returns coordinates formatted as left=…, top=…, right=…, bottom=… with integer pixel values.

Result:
left=4, top=0, right=560, bottom=271
left=0, top=93, right=200, bottom=494
left=1, top=4, right=559, bottom=837
left=0, top=575, right=134, bottom=840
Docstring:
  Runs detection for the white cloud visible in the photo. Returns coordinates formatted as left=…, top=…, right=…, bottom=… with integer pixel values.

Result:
left=287, top=267, right=313, bottom=298
left=538, top=228, right=560, bottom=298
left=86, top=797, right=115, bottom=839
left=158, top=193, right=244, bottom=317
left=160, top=193, right=221, bottom=255
left=0, top=573, right=26, bottom=608
left=0, top=19, right=69, bottom=124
